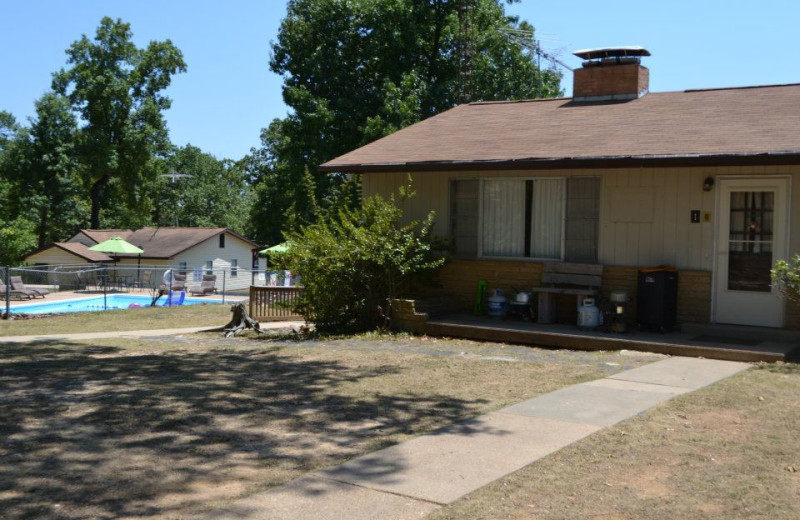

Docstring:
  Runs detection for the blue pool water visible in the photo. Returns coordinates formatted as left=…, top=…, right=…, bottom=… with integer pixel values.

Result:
left=10, top=294, right=225, bottom=315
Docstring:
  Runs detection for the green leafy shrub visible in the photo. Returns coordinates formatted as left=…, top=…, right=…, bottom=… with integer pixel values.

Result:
left=771, top=255, right=800, bottom=301
left=283, top=190, right=446, bottom=333
left=0, top=217, right=37, bottom=266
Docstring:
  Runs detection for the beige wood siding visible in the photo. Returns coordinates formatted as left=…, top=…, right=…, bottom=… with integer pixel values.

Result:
left=24, top=248, right=91, bottom=266
left=361, top=165, right=800, bottom=271
left=167, top=233, right=255, bottom=291
left=362, top=172, right=450, bottom=235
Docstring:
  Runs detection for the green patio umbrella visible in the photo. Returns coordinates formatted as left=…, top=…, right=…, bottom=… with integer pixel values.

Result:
left=258, top=241, right=292, bottom=255
left=259, top=241, right=293, bottom=272
left=89, top=237, right=145, bottom=286
left=88, top=236, right=144, bottom=255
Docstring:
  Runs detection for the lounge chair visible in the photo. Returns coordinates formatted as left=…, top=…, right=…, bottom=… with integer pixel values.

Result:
left=171, top=273, right=187, bottom=292
left=0, top=281, right=35, bottom=300
left=189, top=274, right=217, bottom=296
left=135, top=270, right=153, bottom=290
left=11, top=276, right=50, bottom=298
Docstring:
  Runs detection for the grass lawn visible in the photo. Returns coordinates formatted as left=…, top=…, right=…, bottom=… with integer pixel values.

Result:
left=0, top=303, right=236, bottom=336
left=427, top=362, right=800, bottom=520
left=0, top=331, right=657, bottom=520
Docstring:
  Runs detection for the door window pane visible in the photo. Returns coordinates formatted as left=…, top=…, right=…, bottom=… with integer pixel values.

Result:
left=728, top=191, right=774, bottom=291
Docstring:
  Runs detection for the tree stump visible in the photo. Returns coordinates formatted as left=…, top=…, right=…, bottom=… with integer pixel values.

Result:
left=222, top=302, right=267, bottom=337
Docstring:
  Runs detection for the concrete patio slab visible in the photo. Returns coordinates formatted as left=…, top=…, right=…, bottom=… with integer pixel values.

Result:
left=200, top=476, right=438, bottom=520
left=609, top=356, right=750, bottom=389
left=499, top=382, right=677, bottom=427
left=320, top=413, right=599, bottom=504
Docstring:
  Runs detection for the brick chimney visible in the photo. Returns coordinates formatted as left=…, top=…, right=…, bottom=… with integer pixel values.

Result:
left=572, top=47, right=650, bottom=102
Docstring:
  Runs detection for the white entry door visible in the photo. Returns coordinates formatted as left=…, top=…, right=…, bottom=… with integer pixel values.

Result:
left=714, top=177, right=790, bottom=327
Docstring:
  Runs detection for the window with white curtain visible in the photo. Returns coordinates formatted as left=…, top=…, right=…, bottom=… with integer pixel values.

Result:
left=481, top=178, right=566, bottom=259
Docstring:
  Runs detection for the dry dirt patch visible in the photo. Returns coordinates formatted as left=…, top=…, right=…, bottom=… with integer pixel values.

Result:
left=0, top=333, right=655, bottom=519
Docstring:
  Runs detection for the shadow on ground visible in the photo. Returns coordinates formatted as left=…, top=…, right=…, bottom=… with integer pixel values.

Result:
left=0, top=339, right=487, bottom=519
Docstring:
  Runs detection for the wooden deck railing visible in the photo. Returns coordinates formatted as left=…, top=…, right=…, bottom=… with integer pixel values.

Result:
left=249, top=285, right=303, bottom=321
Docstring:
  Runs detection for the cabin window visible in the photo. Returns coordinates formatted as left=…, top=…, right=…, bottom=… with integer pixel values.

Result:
left=481, top=178, right=565, bottom=259
left=230, top=259, right=238, bottom=278
left=458, top=176, right=600, bottom=262
left=178, top=262, right=187, bottom=275
left=205, top=260, right=213, bottom=275
left=219, top=234, right=225, bottom=248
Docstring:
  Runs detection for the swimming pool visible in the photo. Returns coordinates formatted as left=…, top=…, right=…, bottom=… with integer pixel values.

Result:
left=9, top=294, right=227, bottom=315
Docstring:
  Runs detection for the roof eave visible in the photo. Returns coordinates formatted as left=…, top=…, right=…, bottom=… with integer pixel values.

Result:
left=53, top=243, right=114, bottom=263
left=319, top=152, right=800, bottom=173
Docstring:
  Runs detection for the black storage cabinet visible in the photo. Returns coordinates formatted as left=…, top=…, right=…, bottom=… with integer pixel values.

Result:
left=636, top=267, right=678, bottom=332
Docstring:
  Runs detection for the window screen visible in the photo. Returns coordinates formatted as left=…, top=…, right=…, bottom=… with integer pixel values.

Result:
left=481, top=178, right=565, bottom=259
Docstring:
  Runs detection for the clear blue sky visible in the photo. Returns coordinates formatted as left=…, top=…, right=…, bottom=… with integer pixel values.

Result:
left=1, top=1, right=797, bottom=161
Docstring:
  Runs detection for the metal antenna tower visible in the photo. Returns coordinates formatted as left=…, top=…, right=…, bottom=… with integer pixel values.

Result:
left=501, top=27, right=573, bottom=98
left=457, top=0, right=476, bottom=104
left=162, top=172, right=193, bottom=183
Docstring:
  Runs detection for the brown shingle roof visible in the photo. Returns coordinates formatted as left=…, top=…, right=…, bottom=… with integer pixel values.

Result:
left=54, top=242, right=114, bottom=262
left=117, top=227, right=258, bottom=259
left=79, top=229, right=134, bottom=243
left=320, top=84, right=800, bottom=172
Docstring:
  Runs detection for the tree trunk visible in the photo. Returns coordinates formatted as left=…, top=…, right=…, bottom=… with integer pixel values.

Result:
left=89, top=172, right=112, bottom=229
left=222, top=302, right=268, bottom=338
left=37, top=206, right=48, bottom=250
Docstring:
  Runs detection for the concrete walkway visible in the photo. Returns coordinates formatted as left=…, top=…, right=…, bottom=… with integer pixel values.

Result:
left=0, top=321, right=305, bottom=344
left=199, top=356, right=750, bottom=520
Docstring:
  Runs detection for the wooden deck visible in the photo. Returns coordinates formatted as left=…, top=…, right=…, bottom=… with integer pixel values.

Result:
left=424, top=315, right=800, bottom=363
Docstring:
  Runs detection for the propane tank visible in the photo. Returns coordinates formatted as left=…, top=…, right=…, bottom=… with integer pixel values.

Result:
left=577, top=298, right=602, bottom=329
left=487, top=289, right=507, bottom=318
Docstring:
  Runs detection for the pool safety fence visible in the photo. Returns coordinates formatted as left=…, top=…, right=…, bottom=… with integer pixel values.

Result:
left=3, top=263, right=302, bottom=317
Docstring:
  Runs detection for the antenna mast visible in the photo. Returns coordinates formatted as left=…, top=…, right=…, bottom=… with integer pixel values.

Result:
left=457, top=0, right=476, bottom=104
left=501, top=27, right=573, bottom=98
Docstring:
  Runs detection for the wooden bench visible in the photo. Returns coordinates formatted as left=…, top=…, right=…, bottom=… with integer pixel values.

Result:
left=531, top=262, right=604, bottom=324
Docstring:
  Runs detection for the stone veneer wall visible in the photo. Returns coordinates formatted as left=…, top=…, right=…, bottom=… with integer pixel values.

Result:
left=434, top=259, right=712, bottom=325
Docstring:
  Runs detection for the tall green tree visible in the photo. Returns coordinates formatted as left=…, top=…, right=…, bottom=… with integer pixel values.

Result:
left=0, top=111, right=18, bottom=150
left=248, top=0, right=562, bottom=244
left=52, top=17, right=186, bottom=229
left=0, top=112, right=38, bottom=264
left=6, top=94, right=88, bottom=249
left=153, top=145, right=253, bottom=233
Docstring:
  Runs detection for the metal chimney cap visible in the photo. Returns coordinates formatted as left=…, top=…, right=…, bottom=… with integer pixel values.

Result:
left=573, top=46, right=651, bottom=60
